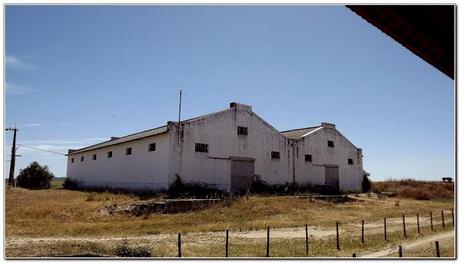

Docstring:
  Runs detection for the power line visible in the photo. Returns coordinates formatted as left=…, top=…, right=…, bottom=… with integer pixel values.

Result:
left=17, top=144, right=67, bottom=156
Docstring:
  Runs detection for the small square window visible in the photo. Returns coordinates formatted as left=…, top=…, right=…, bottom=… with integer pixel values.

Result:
left=92, top=154, right=97, bottom=160
left=237, top=126, right=248, bottom=135
left=80, top=156, right=84, bottom=162
left=107, top=151, right=112, bottom=158
left=126, top=147, right=132, bottom=155
left=195, top=143, right=208, bottom=153
left=305, top=154, right=312, bottom=162
left=149, top=143, right=156, bottom=152
left=71, top=157, right=74, bottom=163
left=271, top=151, right=280, bottom=159
left=348, top=158, right=354, bottom=165
left=328, top=140, right=335, bottom=148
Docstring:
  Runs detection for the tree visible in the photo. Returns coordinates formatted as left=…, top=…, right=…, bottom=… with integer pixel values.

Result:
left=16, top=161, right=54, bottom=190
left=362, top=171, right=372, bottom=193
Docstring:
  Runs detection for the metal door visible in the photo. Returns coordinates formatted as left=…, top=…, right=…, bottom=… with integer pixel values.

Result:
left=325, top=166, right=339, bottom=192
left=231, top=159, right=255, bottom=193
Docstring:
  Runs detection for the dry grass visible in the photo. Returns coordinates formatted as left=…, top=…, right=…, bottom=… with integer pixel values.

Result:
left=373, top=179, right=454, bottom=200
left=6, top=186, right=453, bottom=238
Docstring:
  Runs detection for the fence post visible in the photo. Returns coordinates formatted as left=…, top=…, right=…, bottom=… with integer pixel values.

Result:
left=452, top=209, right=455, bottom=227
left=225, top=228, right=229, bottom=258
left=336, top=222, right=340, bottom=250
left=384, top=217, right=387, bottom=241
left=430, top=212, right=434, bottom=231
left=398, top=245, right=403, bottom=257
left=361, top=220, right=365, bottom=244
left=441, top=210, right=445, bottom=229
left=417, top=213, right=420, bottom=234
left=352, top=253, right=356, bottom=257
left=435, top=240, right=440, bottom=257
left=305, top=224, right=309, bottom=255
left=266, top=226, right=270, bottom=257
left=178, top=233, right=182, bottom=257
left=403, top=214, right=407, bottom=238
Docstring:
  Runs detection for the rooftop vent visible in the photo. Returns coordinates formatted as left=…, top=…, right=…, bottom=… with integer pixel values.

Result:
left=321, top=122, right=336, bottom=129
left=110, top=137, right=120, bottom=141
left=229, top=102, right=252, bottom=111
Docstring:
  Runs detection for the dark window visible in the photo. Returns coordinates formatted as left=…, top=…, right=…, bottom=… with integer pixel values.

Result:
left=149, top=143, right=156, bottom=152
left=195, top=143, right=208, bottom=153
left=92, top=154, right=97, bottom=160
left=107, top=151, right=112, bottom=158
left=126, top=147, right=132, bottom=155
left=237, top=126, right=248, bottom=135
left=80, top=156, right=84, bottom=162
left=271, top=151, right=280, bottom=159
left=328, top=140, right=335, bottom=148
left=71, top=157, right=74, bottom=163
left=348, top=158, right=354, bottom=165
left=305, top=154, right=312, bottom=162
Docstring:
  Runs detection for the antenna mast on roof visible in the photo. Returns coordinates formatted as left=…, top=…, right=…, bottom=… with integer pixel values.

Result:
left=178, top=89, right=182, bottom=125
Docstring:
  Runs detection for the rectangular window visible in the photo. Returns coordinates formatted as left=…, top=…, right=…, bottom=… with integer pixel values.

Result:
left=148, top=143, right=156, bottom=152
left=71, top=157, right=74, bottom=163
left=348, top=158, right=354, bottom=165
left=107, top=151, right=112, bottom=158
left=195, top=143, right=208, bottom=153
left=237, top=126, right=248, bottom=135
left=328, top=140, right=335, bottom=148
left=80, top=156, right=84, bottom=162
left=92, top=154, right=97, bottom=160
left=305, top=154, right=312, bottom=162
left=126, top=147, right=132, bottom=155
left=271, top=151, right=280, bottom=159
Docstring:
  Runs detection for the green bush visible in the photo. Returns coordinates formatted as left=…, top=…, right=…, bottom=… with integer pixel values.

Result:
left=167, top=174, right=224, bottom=198
left=16, top=161, right=54, bottom=190
left=361, top=171, right=372, bottom=193
left=63, top=177, right=79, bottom=190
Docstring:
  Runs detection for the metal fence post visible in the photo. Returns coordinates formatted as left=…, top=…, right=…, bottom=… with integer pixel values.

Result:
left=336, top=222, right=340, bottom=250
left=225, top=228, right=229, bottom=258
left=305, top=224, right=309, bottom=255
left=352, top=253, right=356, bottom=257
left=435, top=240, right=440, bottom=257
left=384, top=217, right=387, bottom=241
left=441, top=210, right=445, bottom=229
left=417, top=213, right=420, bottom=234
left=398, top=245, right=403, bottom=257
left=178, top=233, right=182, bottom=257
left=361, top=220, right=365, bottom=244
left=266, top=226, right=270, bottom=257
left=430, top=211, right=434, bottom=231
left=403, top=214, right=407, bottom=237
left=452, top=209, right=455, bottom=227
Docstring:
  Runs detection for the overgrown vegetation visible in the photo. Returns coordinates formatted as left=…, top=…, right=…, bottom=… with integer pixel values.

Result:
left=16, top=161, right=54, bottom=190
left=166, top=174, right=225, bottom=198
left=114, top=240, right=152, bottom=257
left=362, top=171, right=372, bottom=193
left=63, top=177, right=79, bottom=190
left=250, top=175, right=340, bottom=196
left=372, top=179, right=454, bottom=200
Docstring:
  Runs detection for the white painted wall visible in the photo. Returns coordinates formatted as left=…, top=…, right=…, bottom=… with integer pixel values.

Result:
left=66, top=133, right=170, bottom=190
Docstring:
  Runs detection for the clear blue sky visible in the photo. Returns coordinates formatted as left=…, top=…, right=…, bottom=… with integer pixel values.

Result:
left=5, top=5, right=454, bottom=181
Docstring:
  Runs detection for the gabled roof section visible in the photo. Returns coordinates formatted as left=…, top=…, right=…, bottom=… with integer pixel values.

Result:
left=280, top=126, right=322, bottom=139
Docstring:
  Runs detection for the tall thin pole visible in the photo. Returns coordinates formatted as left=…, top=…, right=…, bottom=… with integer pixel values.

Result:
left=178, top=90, right=182, bottom=125
left=6, top=127, right=18, bottom=186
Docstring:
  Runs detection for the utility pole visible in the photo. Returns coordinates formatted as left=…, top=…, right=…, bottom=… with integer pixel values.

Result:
left=6, top=127, right=18, bottom=186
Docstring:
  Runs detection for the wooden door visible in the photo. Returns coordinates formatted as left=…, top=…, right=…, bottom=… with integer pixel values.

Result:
left=325, top=166, right=339, bottom=193
left=231, top=159, right=255, bottom=193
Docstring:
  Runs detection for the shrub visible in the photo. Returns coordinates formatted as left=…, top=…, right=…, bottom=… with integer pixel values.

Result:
left=362, top=171, right=372, bottom=193
left=63, top=177, right=79, bottom=190
left=372, top=178, right=453, bottom=200
left=16, top=161, right=54, bottom=190
left=167, top=174, right=224, bottom=198
left=114, top=242, right=152, bottom=257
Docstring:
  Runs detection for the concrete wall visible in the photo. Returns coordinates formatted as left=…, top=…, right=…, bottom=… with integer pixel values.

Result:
left=295, top=125, right=364, bottom=191
left=66, top=133, right=170, bottom=190
left=168, top=103, right=291, bottom=191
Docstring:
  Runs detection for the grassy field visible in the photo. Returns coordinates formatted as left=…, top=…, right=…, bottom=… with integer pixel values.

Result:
left=5, top=179, right=455, bottom=257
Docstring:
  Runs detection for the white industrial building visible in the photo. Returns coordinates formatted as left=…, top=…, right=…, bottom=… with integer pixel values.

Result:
left=67, top=102, right=365, bottom=192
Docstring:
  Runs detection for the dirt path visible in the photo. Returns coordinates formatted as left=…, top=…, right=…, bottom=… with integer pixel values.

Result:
left=6, top=215, right=452, bottom=247
left=361, top=230, right=454, bottom=258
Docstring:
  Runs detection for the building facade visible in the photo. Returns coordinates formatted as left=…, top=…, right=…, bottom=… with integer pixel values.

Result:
left=67, top=102, right=365, bottom=192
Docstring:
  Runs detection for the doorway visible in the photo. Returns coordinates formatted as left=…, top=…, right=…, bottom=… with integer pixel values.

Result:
left=325, top=165, right=339, bottom=193
left=231, top=158, right=255, bottom=193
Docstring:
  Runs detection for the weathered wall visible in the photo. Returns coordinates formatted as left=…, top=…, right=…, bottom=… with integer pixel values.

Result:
left=168, top=104, right=291, bottom=191
left=66, top=133, right=170, bottom=190
left=295, top=126, right=364, bottom=191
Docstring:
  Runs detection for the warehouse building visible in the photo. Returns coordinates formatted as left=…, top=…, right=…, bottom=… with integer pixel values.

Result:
left=67, top=102, right=365, bottom=192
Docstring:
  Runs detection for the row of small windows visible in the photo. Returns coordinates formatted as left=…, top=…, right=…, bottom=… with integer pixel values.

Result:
left=71, top=143, right=156, bottom=163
